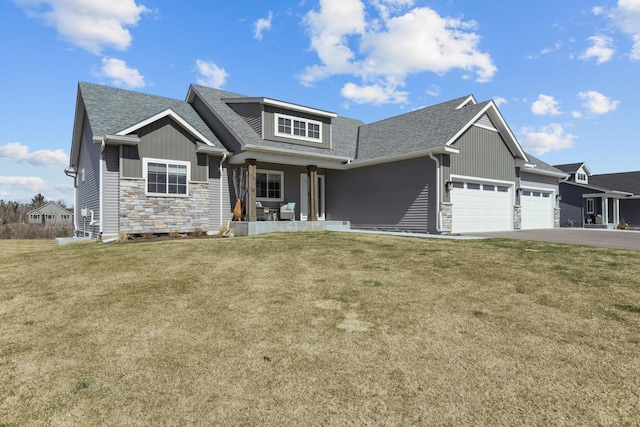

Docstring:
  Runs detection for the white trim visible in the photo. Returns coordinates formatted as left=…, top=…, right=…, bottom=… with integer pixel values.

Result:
left=274, top=113, right=323, bottom=143
left=143, top=158, right=190, bottom=198
left=450, top=174, right=514, bottom=186
left=256, top=169, right=284, bottom=202
left=455, top=95, right=477, bottom=109
left=116, top=108, right=217, bottom=147
left=224, top=97, right=338, bottom=118
left=300, top=173, right=326, bottom=221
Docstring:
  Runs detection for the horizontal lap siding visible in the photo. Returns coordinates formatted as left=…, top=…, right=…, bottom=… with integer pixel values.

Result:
left=103, top=145, right=119, bottom=235
left=521, top=171, right=558, bottom=186
left=620, top=199, right=640, bottom=227
left=76, top=115, right=101, bottom=237
left=559, top=184, right=590, bottom=227
left=326, top=157, right=436, bottom=233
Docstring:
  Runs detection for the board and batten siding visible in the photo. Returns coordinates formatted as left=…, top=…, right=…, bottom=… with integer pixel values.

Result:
left=326, top=157, right=436, bottom=233
left=121, top=117, right=207, bottom=182
left=228, top=103, right=262, bottom=136
left=76, top=114, right=101, bottom=238
left=447, top=126, right=517, bottom=183
left=263, top=106, right=332, bottom=149
left=102, top=145, right=120, bottom=235
left=191, top=95, right=242, bottom=153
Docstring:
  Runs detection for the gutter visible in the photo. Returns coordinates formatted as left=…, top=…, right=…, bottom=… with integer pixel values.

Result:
left=344, top=146, right=459, bottom=170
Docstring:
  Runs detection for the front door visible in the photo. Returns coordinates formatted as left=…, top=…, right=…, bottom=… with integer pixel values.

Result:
left=300, top=173, right=325, bottom=221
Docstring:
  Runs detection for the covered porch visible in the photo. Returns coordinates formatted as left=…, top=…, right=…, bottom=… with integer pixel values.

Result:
left=583, top=193, right=625, bottom=229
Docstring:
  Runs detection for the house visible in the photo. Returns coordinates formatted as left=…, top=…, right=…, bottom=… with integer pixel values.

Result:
left=27, top=202, right=73, bottom=227
left=555, top=162, right=640, bottom=228
left=65, top=82, right=567, bottom=240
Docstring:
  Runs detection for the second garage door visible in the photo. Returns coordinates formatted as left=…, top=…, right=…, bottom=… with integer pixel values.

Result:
left=520, top=189, right=554, bottom=229
left=450, top=180, right=513, bottom=233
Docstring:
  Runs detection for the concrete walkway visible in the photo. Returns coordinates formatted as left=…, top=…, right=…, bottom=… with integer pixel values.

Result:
left=467, top=228, right=640, bottom=251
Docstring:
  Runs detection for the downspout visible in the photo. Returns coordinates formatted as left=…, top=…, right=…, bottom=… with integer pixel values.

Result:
left=219, top=152, right=228, bottom=230
left=64, top=167, right=79, bottom=236
left=428, top=153, right=441, bottom=233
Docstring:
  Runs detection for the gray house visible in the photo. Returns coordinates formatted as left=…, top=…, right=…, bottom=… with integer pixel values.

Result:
left=27, top=202, right=73, bottom=227
left=66, top=82, right=567, bottom=240
left=555, top=162, right=640, bottom=228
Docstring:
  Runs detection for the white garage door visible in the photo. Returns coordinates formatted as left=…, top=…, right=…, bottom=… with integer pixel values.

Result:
left=521, top=190, right=554, bottom=229
left=450, top=181, right=512, bottom=233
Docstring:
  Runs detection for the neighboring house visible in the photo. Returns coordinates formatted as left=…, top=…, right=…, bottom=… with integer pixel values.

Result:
left=555, top=162, right=640, bottom=228
left=27, top=202, right=73, bottom=227
left=66, top=82, right=567, bottom=240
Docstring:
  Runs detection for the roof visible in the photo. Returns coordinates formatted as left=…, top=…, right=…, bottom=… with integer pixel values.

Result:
left=561, top=180, right=633, bottom=196
left=522, top=153, right=569, bottom=178
left=70, top=82, right=223, bottom=166
left=590, top=171, right=640, bottom=195
left=27, top=202, right=73, bottom=216
left=554, top=162, right=591, bottom=175
left=354, top=96, right=527, bottom=163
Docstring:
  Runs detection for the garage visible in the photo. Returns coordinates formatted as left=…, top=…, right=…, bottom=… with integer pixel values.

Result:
left=450, top=180, right=513, bottom=233
left=520, top=189, right=554, bottom=229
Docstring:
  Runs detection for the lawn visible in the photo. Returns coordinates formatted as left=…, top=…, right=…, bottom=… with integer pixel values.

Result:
left=1, top=233, right=639, bottom=425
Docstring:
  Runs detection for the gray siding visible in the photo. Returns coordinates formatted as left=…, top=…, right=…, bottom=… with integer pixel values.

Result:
left=103, top=145, right=119, bottom=235
left=326, top=157, right=436, bottom=233
left=448, top=126, right=516, bottom=182
left=121, top=117, right=207, bottom=182
left=263, top=106, right=331, bottom=149
left=208, top=155, right=228, bottom=231
left=521, top=171, right=558, bottom=185
left=76, top=113, right=101, bottom=238
left=192, top=95, right=242, bottom=153
left=620, top=199, right=640, bottom=227
left=558, top=183, right=590, bottom=227
left=228, top=103, right=262, bottom=135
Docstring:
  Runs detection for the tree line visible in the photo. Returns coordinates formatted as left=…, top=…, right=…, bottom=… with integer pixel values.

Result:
left=0, top=194, right=73, bottom=239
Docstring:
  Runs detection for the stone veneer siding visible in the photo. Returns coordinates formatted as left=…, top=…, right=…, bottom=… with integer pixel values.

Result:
left=513, top=205, right=522, bottom=230
left=440, top=202, right=452, bottom=233
left=119, top=179, right=210, bottom=234
left=554, top=207, right=560, bottom=228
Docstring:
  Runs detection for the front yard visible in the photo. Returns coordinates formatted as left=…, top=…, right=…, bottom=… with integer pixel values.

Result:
left=1, top=233, right=639, bottom=425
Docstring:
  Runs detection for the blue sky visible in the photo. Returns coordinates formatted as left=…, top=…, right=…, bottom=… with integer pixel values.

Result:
left=1, top=0, right=639, bottom=204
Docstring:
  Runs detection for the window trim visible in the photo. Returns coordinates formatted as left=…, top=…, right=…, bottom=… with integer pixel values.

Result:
left=256, top=169, right=284, bottom=202
left=143, top=158, right=190, bottom=197
left=586, top=198, right=595, bottom=214
left=274, top=113, right=322, bottom=143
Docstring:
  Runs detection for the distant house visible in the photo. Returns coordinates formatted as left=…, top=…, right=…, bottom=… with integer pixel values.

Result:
left=65, top=82, right=567, bottom=240
left=27, top=202, right=74, bottom=227
left=555, top=162, right=640, bottom=228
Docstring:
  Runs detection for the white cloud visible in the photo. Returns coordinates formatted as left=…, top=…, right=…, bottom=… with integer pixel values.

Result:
left=611, top=0, right=640, bottom=60
left=493, top=96, right=507, bottom=107
left=341, top=82, right=408, bottom=105
left=0, top=176, right=49, bottom=193
left=98, top=58, right=145, bottom=88
left=578, top=90, right=620, bottom=114
left=195, top=59, right=229, bottom=88
left=580, top=35, right=615, bottom=64
left=572, top=111, right=583, bottom=118
left=254, top=11, right=273, bottom=40
left=300, top=0, right=496, bottom=104
left=593, top=6, right=605, bottom=15
left=426, top=85, right=440, bottom=97
left=13, top=0, right=149, bottom=54
left=531, top=94, right=561, bottom=116
left=520, top=124, right=576, bottom=155
left=0, top=142, right=68, bottom=167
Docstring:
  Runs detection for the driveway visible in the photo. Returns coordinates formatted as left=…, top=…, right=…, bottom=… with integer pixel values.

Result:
left=468, top=228, right=640, bottom=251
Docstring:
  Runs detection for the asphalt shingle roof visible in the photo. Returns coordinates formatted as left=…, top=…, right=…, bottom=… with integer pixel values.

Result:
left=553, top=162, right=586, bottom=173
left=79, top=82, right=222, bottom=147
left=524, top=153, right=568, bottom=176
left=354, top=96, right=488, bottom=161
left=590, top=172, right=640, bottom=195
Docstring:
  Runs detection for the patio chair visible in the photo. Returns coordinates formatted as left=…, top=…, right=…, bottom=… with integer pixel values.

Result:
left=279, top=202, right=296, bottom=220
left=256, top=202, right=269, bottom=221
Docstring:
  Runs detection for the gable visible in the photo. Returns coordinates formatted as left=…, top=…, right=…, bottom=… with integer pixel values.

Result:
left=449, top=126, right=516, bottom=182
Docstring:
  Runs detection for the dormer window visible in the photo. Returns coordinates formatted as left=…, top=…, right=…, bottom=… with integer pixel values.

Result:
left=275, top=113, right=322, bottom=142
left=576, top=172, right=587, bottom=183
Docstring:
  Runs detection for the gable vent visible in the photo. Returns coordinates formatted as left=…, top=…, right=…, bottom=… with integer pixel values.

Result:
left=474, top=114, right=497, bottom=131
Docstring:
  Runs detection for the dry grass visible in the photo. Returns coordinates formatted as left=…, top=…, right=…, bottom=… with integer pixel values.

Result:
left=1, top=233, right=639, bottom=425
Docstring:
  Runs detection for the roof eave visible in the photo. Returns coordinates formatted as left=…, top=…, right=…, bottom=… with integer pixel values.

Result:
left=345, top=146, right=460, bottom=169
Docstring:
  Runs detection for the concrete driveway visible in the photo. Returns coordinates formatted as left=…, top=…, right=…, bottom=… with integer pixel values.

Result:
left=468, top=228, right=640, bottom=251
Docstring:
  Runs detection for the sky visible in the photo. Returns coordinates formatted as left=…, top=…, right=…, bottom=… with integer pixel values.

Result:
left=1, top=0, right=639, bottom=205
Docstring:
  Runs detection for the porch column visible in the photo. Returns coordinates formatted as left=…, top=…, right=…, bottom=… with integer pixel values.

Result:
left=246, top=159, right=257, bottom=222
left=602, top=198, right=608, bottom=226
left=307, top=165, right=318, bottom=221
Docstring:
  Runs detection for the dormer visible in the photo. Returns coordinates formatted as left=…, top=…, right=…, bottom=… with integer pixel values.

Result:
left=574, top=163, right=591, bottom=184
left=223, top=97, right=337, bottom=150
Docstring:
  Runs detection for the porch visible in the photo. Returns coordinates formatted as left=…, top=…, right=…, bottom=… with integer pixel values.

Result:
left=229, top=220, right=351, bottom=236
left=583, top=194, right=622, bottom=229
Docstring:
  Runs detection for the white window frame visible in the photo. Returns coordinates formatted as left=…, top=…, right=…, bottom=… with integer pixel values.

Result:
left=586, top=198, right=595, bottom=214
left=143, top=158, right=190, bottom=197
left=256, top=169, right=284, bottom=202
left=274, top=113, right=322, bottom=143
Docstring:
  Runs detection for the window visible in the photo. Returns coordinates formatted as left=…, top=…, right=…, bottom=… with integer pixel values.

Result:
left=586, top=198, right=595, bottom=214
left=275, top=113, right=322, bottom=142
left=256, top=170, right=284, bottom=201
left=452, top=181, right=464, bottom=189
left=144, top=159, right=189, bottom=196
left=497, top=186, right=509, bottom=192
left=483, top=184, right=495, bottom=191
